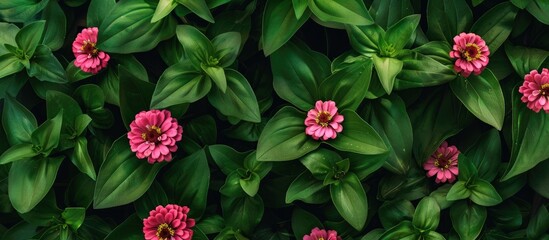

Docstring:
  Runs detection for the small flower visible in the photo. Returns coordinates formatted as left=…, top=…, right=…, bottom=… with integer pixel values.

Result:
left=303, top=227, right=342, bottom=240
left=143, top=204, right=195, bottom=240
left=72, top=27, right=110, bottom=74
left=519, top=68, right=549, bottom=113
left=305, top=100, right=344, bottom=141
left=127, top=110, right=183, bottom=164
left=423, top=141, right=459, bottom=184
left=449, top=32, right=490, bottom=77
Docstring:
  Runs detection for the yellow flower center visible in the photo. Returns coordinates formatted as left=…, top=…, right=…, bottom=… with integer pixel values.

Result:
left=315, top=111, right=332, bottom=127
left=541, top=83, right=549, bottom=96
left=433, top=153, right=452, bottom=170
left=318, top=238, right=325, bottom=240
left=156, top=223, right=175, bottom=240
left=462, top=43, right=481, bottom=62
left=81, top=40, right=98, bottom=56
left=141, top=125, right=162, bottom=142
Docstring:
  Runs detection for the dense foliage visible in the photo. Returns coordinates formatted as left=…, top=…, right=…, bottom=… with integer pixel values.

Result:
left=0, top=0, right=548, bottom=239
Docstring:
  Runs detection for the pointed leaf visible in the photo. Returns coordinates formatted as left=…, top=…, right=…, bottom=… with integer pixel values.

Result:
left=0, top=53, right=24, bottom=78
left=262, top=0, right=310, bottom=56
left=202, top=65, right=226, bottom=92
left=470, top=2, right=518, bottom=53
left=412, top=196, right=440, bottom=231
left=450, top=201, right=486, bottom=240
left=176, top=25, right=214, bottom=69
left=286, top=171, right=326, bottom=203
left=15, top=20, right=45, bottom=57
left=330, top=172, right=368, bottom=230
left=151, top=0, right=177, bottom=23
left=176, top=0, right=214, bottom=23
left=308, top=0, right=373, bottom=25
left=0, top=143, right=37, bottom=164
left=469, top=179, right=502, bottom=206
left=426, top=0, right=473, bottom=42
left=212, top=32, right=241, bottom=68
left=71, top=137, right=96, bottom=180
left=2, top=95, right=37, bottom=145
left=28, top=44, right=67, bottom=83
left=31, top=110, right=63, bottom=156
left=372, top=55, right=403, bottom=94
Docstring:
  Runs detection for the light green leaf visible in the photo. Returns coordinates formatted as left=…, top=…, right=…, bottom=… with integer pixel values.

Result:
left=71, top=137, right=96, bottom=181
left=15, top=20, right=45, bottom=58
left=330, top=172, right=368, bottom=230
left=151, top=0, right=178, bottom=23
left=0, top=143, right=37, bottom=164
left=308, top=0, right=373, bottom=25
left=372, top=55, right=403, bottom=94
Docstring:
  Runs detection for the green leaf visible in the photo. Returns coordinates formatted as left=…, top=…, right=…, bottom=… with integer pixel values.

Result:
left=9, top=157, right=63, bottom=213
left=150, top=61, right=210, bottom=109
left=504, top=44, right=549, bottom=77
left=502, top=89, right=549, bottom=181
left=529, top=160, right=549, bottom=198
left=65, top=173, right=94, bottom=208
left=458, top=154, right=477, bottom=182
left=395, top=50, right=456, bottom=90
left=176, top=0, right=214, bottom=23
left=470, top=2, right=518, bottom=53
left=87, top=0, right=116, bottom=26
left=365, top=94, right=413, bottom=174
left=176, top=25, right=214, bottom=69
left=446, top=181, right=471, bottom=201
left=98, top=0, right=176, bottom=53
left=0, top=0, right=49, bottom=23
left=378, top=199, right=415, bottom=229
left=0, top=23, right=19, bottom=55
left=151, top=0, right=177, bottom=23
left=326, top=110, right=388, bottom=155
left=18, top=190, right=60, bottom=226
left=27, top=44, right=67, bottom=83
left=257, top=106, right=320, bottom=161
left=195, top=215, right=225, bottom=235
left=300, top=149, right=340, bottom=180
left=202, top=66, right=226, bottom=93
left=15, top=20, right=45, bottom=58
left=330, top=172, right=368, bottom=230
left=70, top=137, right=96, bottom=181
left=426, top=0, right=473, bottom=42
left=61, top=207, right=86, bottom=231
left=0, top=143, right=36, bottom=164
left=271, top=41, right=330, bottom=111
left=207, top=69, right=261, bottom=123
left=286, top=170, right=326, bottom=203
left=104, top=214, right=143, bottom=240
left=262, top=0, right=310, bottom=56
left=385, top=14, right=421, bottom=52
left=372, top=55, right=403, bottom=94
left=308, top=0, right=373, bottom=25
left=291, top=207, right=324, bottom=239
left=369, top=0, right=414, bottom=29
left=346, top=24, right=385, bottom=56
left=93, top=136, right=163, bottom=209
left=31, top=110, right=63, bottom=156
left=221, top=194, right=264, bottom=235
left=292, top=0, right=308, bottom=19
left=40, top=1, right=66, bottom=51
left=527, top=204, right=549, bottom=239
left=161, top=149, right=209, bottom=218
left=208, top=144, right=247, bottom=175
left=134, top=181, right=168, bottom=219
left=239, top=172, right=260, bottom=197
left=465, top=129, right=501, bottom=182
left=379, top=220, right=417, bottom=240
left=412, top=196, right=440, bottom=231
left=345, top=152, right=388, bottom=180
left=526, top=0, right=549, bottom=25
left=118, top=66, right=154, bottom=128
left=220, top=170, right=245, bottom=197
left=450, top=201, right=486, bottom=240
left=319, top=57, right=372, bottom=111
left=0, top=53, right=24, bottom=78
left=243, top=151, right=272, bottom=179
left=489, top=201, right=523, bottom=230
left=212, top=32, right=241, bottom=68
left=469, top=179, right=502, bottom=206
left=450, top=70, right=505, bottom=130
left=66, top=60, right=92, bottom=83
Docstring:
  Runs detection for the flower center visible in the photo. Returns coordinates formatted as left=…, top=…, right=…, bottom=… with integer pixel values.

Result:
left=156, top=223, right=175, bottom=240
left=541, top=83, right=549, bottom=96
left=318, top=238, right=325, bottom=240
left=315, top=111, right=332, bottom=127
left=141, top=125, right=162, bottom=143
left=433, top=153, right=452, bottom=169
left=462, top=43, right=481, bottom=62
left=81, top=40, right=98, bottom=56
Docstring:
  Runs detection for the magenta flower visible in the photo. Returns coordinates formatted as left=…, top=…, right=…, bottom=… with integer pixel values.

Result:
left=449, top=32, right=490, bottom=77
left=127, top=110, right=183, bottom=164
left=72, top=27, right=110, bottom=74
left=423, top=141, right=459, bottom=184
left=143, top=204, right=195, bottom=240
left=519, top=68, right=549, bottom=113
left=303, top=227, right=342, bottom=240
left=305, top=100, right=344, bottom=141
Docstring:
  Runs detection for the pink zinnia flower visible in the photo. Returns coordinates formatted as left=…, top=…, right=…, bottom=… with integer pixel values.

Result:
left=72, top=27, right=110, bottom=74
left=303, top=227, right=342, bottom=240
left=423, top=141, right=459, bottom=184
left=304, top=100, right=344, bottom=141
left=127, top=110, right=183, bottom=164
left=449, top=32, right=490, bottom=77
left=143, top=204, right=195, bottom=240
left=519, top=68, right=549, bottom=113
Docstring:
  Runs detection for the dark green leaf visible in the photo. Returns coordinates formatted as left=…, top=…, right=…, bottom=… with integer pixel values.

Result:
left=465, top=129, right=501, bottom=182
left=119, top=66, right=155, bottom=128
left=27, top=44, right=67, bottom=83
left=19, top=190, right=60, bottom=226
left=176, top=0, right=214, bottom=23
left=98, top=0, right=176, bottom=53
left=526, top=0, right=549, bottom=25
left=196, top=215, right=225, bottom=235
left=385, top=14, right=420, bottom=52
left=529, top=160, right=549, bottom=198
left=369, top=0, right=414, bottom=29
left=176, top=25, right=214, bottom=69
left=0, top=0, right=49, bottom=23
left=505, top=44, right=549, bottom=77
left=426, top=0, right=473, bottom=42
left=395, top=50, right=455, bottom=90
left=211, top=32, right=241, bottom=68
left=150, top=61, right=209, bottom=109
left=299, top=149, right=340, bottom=180
left=291, top=207, right=323, bottom=239
left=450, top=70, right=505, bottom=130
left=93, top=136, right=164, bottom=209
left=257, top=106, right=320, bottom=161
left=446, top=181, right=471, bottom=201
left=330, top=172, right=368, bottom=230
left=271, top=41, right=330, bottom=111
left=450, top=201, right=486, bottom=240
left=346, top=24, right=385, bottom=56
left=71, top=137, right=96, bottom=181
left=40, top=1, right=66, bottom=51
left=208, top=144, right=247, bottom=175
left=0, top=72, right=26, bottom=99
left=412, top=196, right=440, bottom=231
left=527, top=204, right=549, bottom=239
left=379, top=221, right=418, bottom=240
left=378, top=199, right=415, bottom=229
left=61, top=207, right=86, bottom=231
left=31, top=110, right=63, bottom=156
left=104, top=214, right=143, bottom=240
left=326, top=110, right=388, bottom=155
left=286, top=170, right=326, bottom=203
left=65, top=173, right=94, bottom=208
left=134, top=181, right=168, bottom=219
left=221, top=194, right=263, bottom=235
left=470, top=2, right=518, bottom=53
left=262, top=0, right=310, bottom=56
left=15, top=20, right=45, bottom=57
left=207, top=69, right=261, bottom=123
left=9, top=157, right=63, bottom=213
left=469, top=179, right=502, bottom=206
left=87, top=0, right=116, bottom=26
left=308, top=0, right=373, bottom=25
